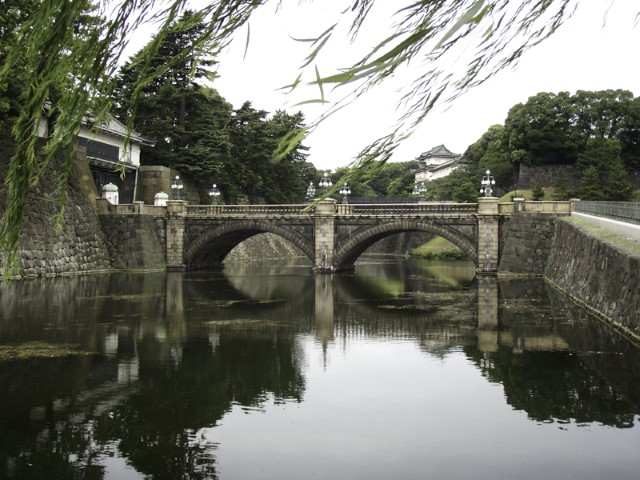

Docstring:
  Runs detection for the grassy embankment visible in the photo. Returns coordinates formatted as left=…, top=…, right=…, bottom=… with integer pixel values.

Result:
left=563, top=216, right=640, bottom=255
left=410, top=236, right=465, bottom=260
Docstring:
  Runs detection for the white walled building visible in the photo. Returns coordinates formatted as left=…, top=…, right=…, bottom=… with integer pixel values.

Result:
left=38, top=113, right=153, bottom=203
left=79, top=115, right=154, bottom=203
left=414, top=145, right=466, bottom=183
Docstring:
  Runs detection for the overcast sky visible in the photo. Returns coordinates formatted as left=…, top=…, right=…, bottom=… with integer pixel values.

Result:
left=208, top=1, right=638, bottom=172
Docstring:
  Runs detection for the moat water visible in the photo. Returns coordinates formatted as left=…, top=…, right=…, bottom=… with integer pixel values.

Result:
left=0, top=259, right=639, bottom=480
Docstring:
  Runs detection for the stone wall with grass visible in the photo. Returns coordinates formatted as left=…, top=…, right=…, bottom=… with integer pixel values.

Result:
left=544, top=218, right=640, bottom=339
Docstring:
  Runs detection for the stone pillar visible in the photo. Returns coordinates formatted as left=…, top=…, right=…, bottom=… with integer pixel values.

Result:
left=513, top=197, right=525, bottom=212
left=569, top=198, right=581, bottom=212
left=313, top=199, right=337, bottom=271
left=477, top=197, right=499, bottom=274
left=166, top=200, right=188, bottom=270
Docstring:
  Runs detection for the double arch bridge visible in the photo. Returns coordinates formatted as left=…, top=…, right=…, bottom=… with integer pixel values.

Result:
left=99, top=198, right=572, bottom=274
left=168, top=198, right=504, bottom=274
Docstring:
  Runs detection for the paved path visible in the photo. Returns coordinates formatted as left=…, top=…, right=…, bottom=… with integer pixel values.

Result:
left=572, top=212, right=640, bottom=242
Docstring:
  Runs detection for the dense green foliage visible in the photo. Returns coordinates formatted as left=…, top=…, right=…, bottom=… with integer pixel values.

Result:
left=111, top=11, right=312, bottom=204
left=458, top=90, right=639, bottom=201
left=0, top=0, right=35, bottom=133
left=333, top=161, right=418, bottom=199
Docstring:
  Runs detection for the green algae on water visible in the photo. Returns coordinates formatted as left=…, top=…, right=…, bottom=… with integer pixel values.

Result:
left=0, top=341, right=96, bottom=361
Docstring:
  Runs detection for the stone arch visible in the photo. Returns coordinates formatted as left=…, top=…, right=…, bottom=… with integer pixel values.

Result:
left=334, top=220, right=477, bottom=270
left=184, top=219, right=314, bottom=269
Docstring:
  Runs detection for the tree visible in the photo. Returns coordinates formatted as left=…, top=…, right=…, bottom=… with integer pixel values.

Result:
left=502, top=90, right=640, bottom=169
left=0, top=0, right=36, bottom=133
left=464, top=124, right=515, bottom=192
left=503, top=92, right=581, bottom=165
left=224, top=103, right=310, bottom=204
left=552, top=170, right=572, bottom=201
left=531, top=184, right=544, bottom=201
left=427, top=165, right=477, bottom=201
left=353, top=161, right=417, bottom=198
left=576, top=138, right=635, bottom=201
left=112, top=13, right=310, bottom=205
left=0, top=0, right=108, bottom=270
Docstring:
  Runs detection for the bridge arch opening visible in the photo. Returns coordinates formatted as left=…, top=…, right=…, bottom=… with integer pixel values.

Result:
left=184, top=221, right=314, bottom=270
left=334, top=221, right=477, bottom=270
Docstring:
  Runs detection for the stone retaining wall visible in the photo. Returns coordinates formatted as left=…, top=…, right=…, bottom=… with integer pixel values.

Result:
left=0, top=140, right=112, bottom=278
left=544, top=219, right=640, bottom=339
left=498, top=213, right=560, bottom=275
left=99, top=215, right=166, bottom=270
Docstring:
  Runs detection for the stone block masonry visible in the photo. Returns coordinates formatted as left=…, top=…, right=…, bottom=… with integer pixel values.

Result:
left=499, top=212, right=559, bottom=275
left=99, top=214, right=166, bottom=270
left=545, top=219, right=640, bottom=339
left=0, top=140, right=112, bottom=278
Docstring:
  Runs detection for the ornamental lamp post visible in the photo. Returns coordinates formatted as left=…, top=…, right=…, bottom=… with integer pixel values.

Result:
left=413, top=180, right=427, bottom=202
left=209, top=183, right=221, bottom=205
left=480, top=169, right=496, bottom=197
left=318, top=171, right=333, bottom=189
left=305, top=181, right=316, bottom=201
left=171, top=175, right=183, bottom=200
left=339, top=182, right=351, bottom=204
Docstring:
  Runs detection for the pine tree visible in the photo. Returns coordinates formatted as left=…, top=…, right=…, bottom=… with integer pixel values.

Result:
left=552, top=170, right=571, bottom=200
left=531, top=183, right=545, bottom=201
left=604, top=158, right=635, bottom=201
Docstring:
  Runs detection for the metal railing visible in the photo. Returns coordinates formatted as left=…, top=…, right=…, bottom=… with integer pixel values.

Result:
left=574, top=201, right=640, bottom=226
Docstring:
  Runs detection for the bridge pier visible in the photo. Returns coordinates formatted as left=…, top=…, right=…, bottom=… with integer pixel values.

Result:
left=313, top=199, right=337, bottom=272
left=477, top=276, right=499, bottom=352
left=166, top=200, right=187, bottom=270
left=477, top=197, right=500, bottom=275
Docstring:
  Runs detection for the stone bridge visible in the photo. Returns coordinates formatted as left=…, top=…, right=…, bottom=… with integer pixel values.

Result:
left=97, top=198, right=574, bottom=274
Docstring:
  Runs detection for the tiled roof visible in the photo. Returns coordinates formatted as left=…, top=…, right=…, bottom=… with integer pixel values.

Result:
left=416, top=144, right=460, bottom=160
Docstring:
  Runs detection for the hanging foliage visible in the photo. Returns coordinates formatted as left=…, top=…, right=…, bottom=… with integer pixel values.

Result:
left=1, top=0, right=596, bottom=273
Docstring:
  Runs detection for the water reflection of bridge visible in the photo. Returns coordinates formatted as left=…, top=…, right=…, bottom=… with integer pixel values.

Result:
left=1, top=269, right=639, bottom=478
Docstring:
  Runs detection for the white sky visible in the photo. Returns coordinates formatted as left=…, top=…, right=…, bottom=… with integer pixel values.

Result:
left=204, top=1, right=639, bottom=171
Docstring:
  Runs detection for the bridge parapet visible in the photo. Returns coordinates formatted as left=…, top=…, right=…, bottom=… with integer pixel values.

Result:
left=498, top=200, right=572, bottom=215
left=96, top=198, right=167, bottom=217
left=186, top=204, right=314, bottom=218
left=339, top=203, right=479, bottom=217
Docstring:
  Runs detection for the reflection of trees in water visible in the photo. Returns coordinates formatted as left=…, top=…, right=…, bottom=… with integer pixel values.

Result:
left=3, top=269, right=640, bottom=478
left=0, top=355, right=111, bottom=478
left=184, top=270, right=316, bottom=328
left=333, top=266, right=478, bottom=358
left=467, top=346, right=637, bottom=428
left=546, top=284, right=640, bottom=409
left=223, top=264, right=313, bottom=303
left=100, top=333, right=304, bottom=479
left=0, top=272, right=307, bottom=480
left=464, top=278, right=640, bottom=428
left=353, top=259, right=476, bottom=292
